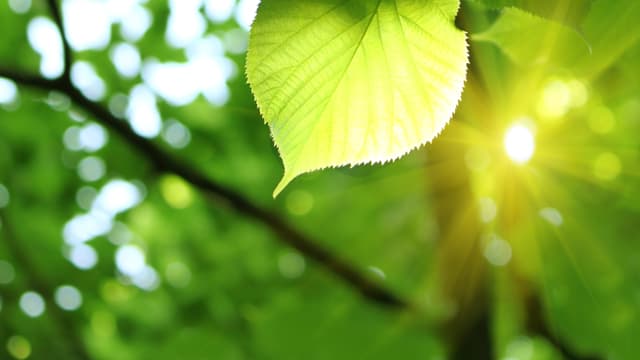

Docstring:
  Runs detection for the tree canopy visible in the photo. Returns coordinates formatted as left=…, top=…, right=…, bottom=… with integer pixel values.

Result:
left=1, top=1, right=639, bottom=359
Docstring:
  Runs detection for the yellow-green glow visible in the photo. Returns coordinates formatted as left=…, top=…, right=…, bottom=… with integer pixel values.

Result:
left=160, top=175, right=194, bottom=209
left=6, top=336, right=31, bottom=360
left=536, top=78, right=588, bottom=123
left=504, top=125, right=535, bottom=164
left=593, top=152, right=621, bottom=180
left=588, top=106, right=616, bottom=134
left=285, top=190, right=314, bottom=216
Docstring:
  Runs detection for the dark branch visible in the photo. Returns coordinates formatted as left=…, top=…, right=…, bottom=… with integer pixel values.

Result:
left=0, top=67, right=408, bottom=309
left=0, top=0, right=410, bottom=311
left=46, top=0, right=73, bottom=78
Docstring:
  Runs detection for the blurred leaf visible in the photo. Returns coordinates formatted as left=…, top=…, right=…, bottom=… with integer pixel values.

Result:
left=472, top=7, right=589, bottom=66
left=467, top=0, right=592, bottom=28
left=573, top=0, right=640, bottom=77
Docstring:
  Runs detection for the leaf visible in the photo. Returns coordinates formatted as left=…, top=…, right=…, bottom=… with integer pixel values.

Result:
left=572, top=0, right=640, bottom=77
left=467, top=0, right=592, bottom=29
left=472, top=7, right=590, bottom=66
left=246, top=0, right=468, bottom=196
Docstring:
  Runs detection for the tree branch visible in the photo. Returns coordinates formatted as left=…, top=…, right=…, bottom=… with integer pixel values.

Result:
left=0, top=66, right=408, bottom=309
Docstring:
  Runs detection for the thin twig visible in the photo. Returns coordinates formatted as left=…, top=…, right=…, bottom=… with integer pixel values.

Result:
left=0, top=67, right=408, bottom=308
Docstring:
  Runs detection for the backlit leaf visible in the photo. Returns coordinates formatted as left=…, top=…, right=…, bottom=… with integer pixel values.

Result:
left=246, top=0, right=468, bottom=196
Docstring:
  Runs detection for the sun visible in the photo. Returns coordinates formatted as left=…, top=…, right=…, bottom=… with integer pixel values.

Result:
left=504, top=124, right=535, bottom=164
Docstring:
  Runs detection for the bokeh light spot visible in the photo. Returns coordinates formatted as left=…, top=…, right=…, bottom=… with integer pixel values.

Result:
left=131, top=265, right=160, bottom=291
left=588, top=106, right=616, bottom=134
left=27, top=17, right=63, bottom=78
left=54, top=285, right=83, bottom=311
left=8, top=0, right=32, bottom=14
left=110, top=42, right=141, bottom=78
left=504, top=124, right=535, bottom=164
left=0, top=78, right=18, bottom=105
left=101, top=280, right=133, bottom=303
left=115, top=244, right=145, bottom=276
left=69, top=243, right=99, bottom=270
left=483, top=234, right=512, bottom=266
left=19, top=291, right=45, bottom=318
left=77, top=156, right=106, bottom=182
left=205, top=0, right=235, bottom=23
left=537, top=79, right=572, bottom=120
left=63, top=0, right=111, bottom=51
left=593, top=152, right=621, bottom=181
left=165, top=261, right=192, bottom=288
left=234, top=0, right=260, bottom=31
left=78, top=123, right=107, bottom=152
left=368, top=266, right=386, bottom=280
left=127, top=84, right=162, bottom=138
left=93, top=179, right=142, bottom=215
left=160, top=175, right=194, bottom=209
left=108, top=222, right=133, bottom=246
left=76, top=186, right=97, bottom=210
left=478, top=197, right=497, bottom=223
left=278, top=251, right=305, bottom=279
left=71, top=61, right=106, bottom=100
left=539, top=207, right=563, bottom=227
left=285, top=190, right=314, bottom=216
left=6, top=336, right=31, bottom=360
left=0, top=260, right=16, bottom=284
left=166, top=0, right=206, bottom=48
left=63, top=212, right=112, bottom=245
left=162, top=120, right=191, bottom=149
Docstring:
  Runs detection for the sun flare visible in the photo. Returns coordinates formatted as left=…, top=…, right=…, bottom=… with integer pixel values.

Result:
left=504, top=124, right=535, bottom=164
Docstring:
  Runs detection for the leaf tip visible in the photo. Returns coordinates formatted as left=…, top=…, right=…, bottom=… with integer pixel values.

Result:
left=272, top=171, right=297, bottom=198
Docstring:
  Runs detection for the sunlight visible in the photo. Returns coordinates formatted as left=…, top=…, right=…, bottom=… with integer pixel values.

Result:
left=127, top=84, right=162, bottom=138
left=69, top=244, right=98, bottom=270
left=166, top=0, right=206, bottom=48
left=8, top=0, right=31, bottom=14
left=110, top=42, right=141, bottom=78
left=71, top=61, right=106, bottom=100
left=235, top=0, right=260, bottom=30
left=115, top=244, right=145, bottom=276
left=0, top=78, right=17, bottom=104
left=504, top=124, right=535, bottom=164
left=63, top=0, right=111, bottom=50
left=27, top=17, right=63, bottom=78
left=205, top=0, right=235, bottom=23
left=54, top=285, right=83, bottom=311
left=19, top=291, right=45, bottom=317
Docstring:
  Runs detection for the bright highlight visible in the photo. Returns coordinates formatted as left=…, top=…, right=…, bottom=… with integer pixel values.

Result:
left=504, top=125, right=535, bottom=164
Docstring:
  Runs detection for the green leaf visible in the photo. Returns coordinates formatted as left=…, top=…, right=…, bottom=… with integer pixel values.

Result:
left=246, top=0, right=468, bottom=196
left=467, top=0, right=592, bottom=28
left=472, top=7, right=590, bottom=66
left=573, top=0, right=640, bottom=77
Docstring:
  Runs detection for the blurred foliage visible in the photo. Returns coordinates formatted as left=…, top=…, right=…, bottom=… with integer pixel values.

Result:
left=0, top=0, right=639, bottom=360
